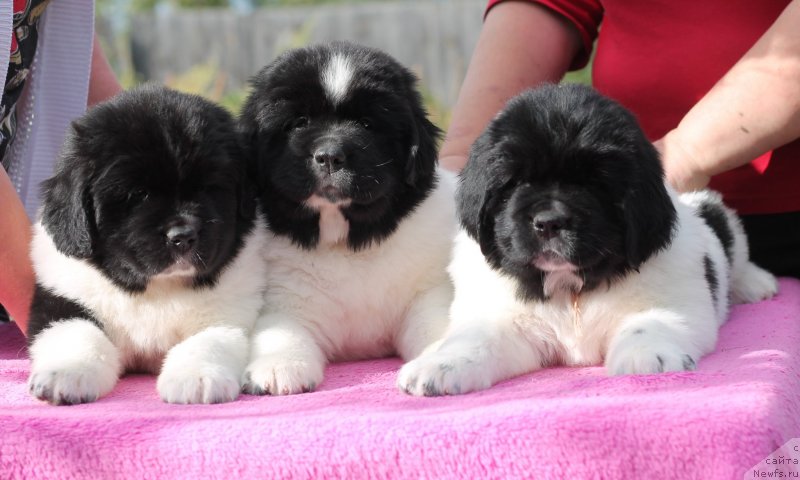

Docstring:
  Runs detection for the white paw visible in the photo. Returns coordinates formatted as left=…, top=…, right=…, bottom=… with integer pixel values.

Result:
left=397, top=352, right=491, bottom=396
left=157, top=361, right=242, bottom=404
left=28, top=319, right=120, bottom=405
left=242, top=355, right=324, bottom=395
left=28, top=362, right=119, bottom=405
left=606, top=330, right=696, bottom=375
left=157, top=326, right=249, bottom=404
left=732, top=262, right=779, bottom=304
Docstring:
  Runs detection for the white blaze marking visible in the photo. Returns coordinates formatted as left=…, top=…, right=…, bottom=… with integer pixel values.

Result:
left=306, top=194, right=351, bottom=246
left=322, top=54, right=353, bottom=105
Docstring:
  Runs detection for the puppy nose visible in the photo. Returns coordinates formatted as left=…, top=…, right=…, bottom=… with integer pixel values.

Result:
left=166, top=224, right=198, bottom=253
left=313, top=146, right=346, bottom=174
left=532, top=210, right=570, bottom=240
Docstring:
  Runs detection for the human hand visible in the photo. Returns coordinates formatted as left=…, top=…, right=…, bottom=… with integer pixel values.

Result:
left=654, top=130, right=711, bottom=192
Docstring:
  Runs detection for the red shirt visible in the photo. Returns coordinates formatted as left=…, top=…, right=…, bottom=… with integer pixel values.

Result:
left=486, top=0, right=800, bottom=215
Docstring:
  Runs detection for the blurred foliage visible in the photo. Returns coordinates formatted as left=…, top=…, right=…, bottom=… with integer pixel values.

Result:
left=562, top=63, right=592, bottom=85
left=420, top=86, right=451, bottom=132
left=561, top=41, right=595, bottom=86
left=161, top=62, right=249, bottom=114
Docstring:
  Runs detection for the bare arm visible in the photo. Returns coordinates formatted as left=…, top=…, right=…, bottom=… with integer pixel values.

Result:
left=440, top=1, right=581, bottom=172
left=0, top=168, right=34, bottom=332
left=657, top=0, right=800, bottom=191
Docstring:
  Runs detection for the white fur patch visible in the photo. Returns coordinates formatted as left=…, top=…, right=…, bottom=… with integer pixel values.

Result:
left=153, top=259, right=197, bottom=280
left=321, top=54, right=353, bottom=105
left=542, top=270, right=584, bottom=298
left=305, top=194, right=351, bottom=246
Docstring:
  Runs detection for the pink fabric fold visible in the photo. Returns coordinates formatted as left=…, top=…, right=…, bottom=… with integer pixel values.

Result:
left=2, top=279, right=799, bottom=479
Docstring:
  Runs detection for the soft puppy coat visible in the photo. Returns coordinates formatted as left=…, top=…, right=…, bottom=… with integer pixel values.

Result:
left=27, top=85, right=267, bottom=405
left=399, top=84, right=778, bottom=396
left=239, top=42, right=456, bottom=395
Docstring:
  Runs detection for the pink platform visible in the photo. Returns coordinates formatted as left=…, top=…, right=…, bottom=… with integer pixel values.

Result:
left=2, top=279, right=799, bottom=479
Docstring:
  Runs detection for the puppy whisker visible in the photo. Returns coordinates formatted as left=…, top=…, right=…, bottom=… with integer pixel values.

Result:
left=193, top=251, right=207, bottom=268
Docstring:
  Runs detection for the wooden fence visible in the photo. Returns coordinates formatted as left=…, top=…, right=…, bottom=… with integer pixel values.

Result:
left=123, top=0, right=485, bottom=110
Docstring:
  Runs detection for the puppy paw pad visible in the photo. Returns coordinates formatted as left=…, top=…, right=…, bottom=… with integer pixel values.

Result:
left=242, top=357, right=323, bottom=396
left=28, top=365, right=117, bottom=406
left=398, top=355, right=486, bottom=396
left=607, top=334, right=696, bottom=375
left=733, top=263, right=779, bottom=304
left=157, top=368, right=241, bottom=404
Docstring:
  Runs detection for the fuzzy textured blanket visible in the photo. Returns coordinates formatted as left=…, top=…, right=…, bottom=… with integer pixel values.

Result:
left=1, top=279, right=799, bottom=479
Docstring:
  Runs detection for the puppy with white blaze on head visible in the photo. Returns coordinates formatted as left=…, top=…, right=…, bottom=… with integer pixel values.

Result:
left=27, top=85, right=268, bottom=405
left=398, top=84, right=778, bottom=396
left=239, top=42, right=456, bottom=395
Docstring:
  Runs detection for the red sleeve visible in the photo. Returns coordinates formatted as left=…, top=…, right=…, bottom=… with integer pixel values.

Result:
left=485, top=0, right=603, bottom=70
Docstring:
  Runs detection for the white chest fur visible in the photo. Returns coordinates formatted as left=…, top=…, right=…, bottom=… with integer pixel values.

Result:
left=305, top=194, right=351, bottom=246
left=263, top=171, right=458, bottom=359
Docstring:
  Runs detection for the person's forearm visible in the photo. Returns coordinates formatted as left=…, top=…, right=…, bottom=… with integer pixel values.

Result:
left=87, top=33, right=122, bottom=107
left=440, top=1, right=580, bottom=172
left=660, top=0, right=800, bottom=191
left=0, top=168, right=34, bottom=333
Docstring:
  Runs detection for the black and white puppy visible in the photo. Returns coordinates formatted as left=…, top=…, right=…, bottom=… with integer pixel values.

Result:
left=239, top=42, right=455, bottom=395
left=399, top=84, right=778, bottom=396
left=27, top=85, right=267, bottom=405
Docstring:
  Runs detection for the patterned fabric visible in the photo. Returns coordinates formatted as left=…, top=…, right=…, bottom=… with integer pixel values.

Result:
left=0, top=0, right=50, bottom=167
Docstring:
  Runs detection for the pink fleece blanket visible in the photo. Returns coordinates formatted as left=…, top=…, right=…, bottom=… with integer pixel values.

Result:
left=2, top=280, right=799, bottom=480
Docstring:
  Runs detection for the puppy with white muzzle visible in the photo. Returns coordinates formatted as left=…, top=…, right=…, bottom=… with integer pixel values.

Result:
left=399, top=84, right=778, bottom=396
left=27, top=85, right=267, bottom=405
left=239, top=42, right=456, bottom=395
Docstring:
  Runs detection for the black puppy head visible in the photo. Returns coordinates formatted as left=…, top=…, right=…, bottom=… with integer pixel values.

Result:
left=40, top=84, right=255, bottom=292
left=240, top=41, right=441, bottom=250
left=458, top=84, right=676, bottom=300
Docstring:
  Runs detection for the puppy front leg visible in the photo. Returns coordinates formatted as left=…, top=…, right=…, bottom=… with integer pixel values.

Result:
left=28, top=318, right=122, bottom=405
left=395, top=282, right=453, bottom=361
left=157, top=325, right=249, bottom=404
left=605, top=308, right=712, bottom=375
left=242, top=313, right=326, bottom=395
left=397, top=320, right=548, bottom=396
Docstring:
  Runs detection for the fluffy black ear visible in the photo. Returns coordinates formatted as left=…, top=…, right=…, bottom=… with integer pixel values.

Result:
left=456, top=129, right=516, bottom=268
left=238, top=91, right=276, bottom=200
left=39, top=134, right=96, bottom=258
left=233, top=138, right=257, bottom=221
left=622, top=141, right=677, bottom=269
left=404, top=101, right=441, bottom=186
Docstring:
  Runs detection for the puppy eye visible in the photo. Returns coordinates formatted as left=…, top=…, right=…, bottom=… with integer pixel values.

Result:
left=284, top=116, right=309, bottom=132
left=128, top=188, right=149, bottom=203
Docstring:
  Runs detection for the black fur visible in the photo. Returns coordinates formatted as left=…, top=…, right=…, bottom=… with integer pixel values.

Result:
left=703, top=255, right=719, bottom=307
left=458, top=84, right=676, bottom=301
left=239, top=41, right=441, bottom=251
left=27, top=285, right=99, bottom=341
left=697, top=202, right=734, bottom=262
left=38, top=84, right=255, bottom=294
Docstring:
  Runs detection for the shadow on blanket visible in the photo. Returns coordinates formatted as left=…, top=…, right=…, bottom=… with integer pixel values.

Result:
left=1, top=279, right=798, bottom=480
